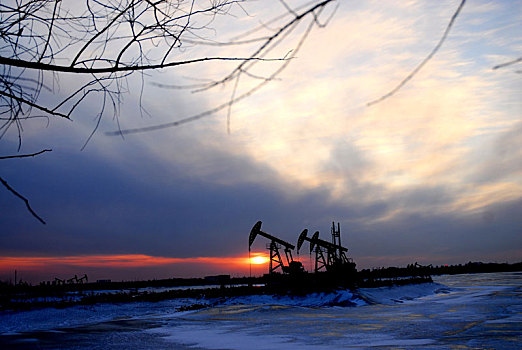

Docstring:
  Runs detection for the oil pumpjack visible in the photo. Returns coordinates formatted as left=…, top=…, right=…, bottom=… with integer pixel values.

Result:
left=248, top=220, right=359, bottom=291
left=249, top=221, right=304, bottom=275
left=247, top=220, right=431, bottom=291
left=297, top=224, right=356, bottom=276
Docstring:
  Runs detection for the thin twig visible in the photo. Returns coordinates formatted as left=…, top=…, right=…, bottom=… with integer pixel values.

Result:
left=227, top=73, right=241, bottom=134
left=107, top=11, right=318, bottom=136
left=492, top=57, right=522, bottom=70
left=367, top=0, right=466, bottom=107
left=0, top=90, right=71, bottom=119
left=0, top=176, right=46, bottom=224
left=0, top=149, right=52, bottom=159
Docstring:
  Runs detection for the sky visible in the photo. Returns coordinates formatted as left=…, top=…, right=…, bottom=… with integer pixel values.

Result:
left=1, top=0, right=521, bottom=284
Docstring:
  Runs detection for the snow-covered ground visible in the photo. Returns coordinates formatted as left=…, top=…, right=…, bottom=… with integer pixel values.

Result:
left=1, top=272, right=521, bottom=349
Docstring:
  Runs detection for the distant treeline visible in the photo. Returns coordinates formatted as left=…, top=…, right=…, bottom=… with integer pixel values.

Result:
left=0, top=285, right=261, bottom=312
left=0, top=275, right=258, bottom=297
left=429, top=261, right=522, bottom=276
left=2, top=261, right=521, bottom=292
left=358, top=261, right=522, bottom=282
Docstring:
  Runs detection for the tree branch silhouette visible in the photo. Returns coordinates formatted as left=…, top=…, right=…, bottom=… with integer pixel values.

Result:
left=2, top=0, right=483, bottom=224
left=1, top=148, right=52, bottom=223
left=367, top=0, right=466, bottom=107
left=492, top=57, right=522, bottom=70
left=1, top=0, right=336, bottom=145
left=0, top=56, right=288, bottom=74
left=0, top=176, right=46, bottom=224
left=107, top=0, right=334, bottom=135
left=0, top=0, right=337, bottom=223
left=0, top=149, right=52, bottom=160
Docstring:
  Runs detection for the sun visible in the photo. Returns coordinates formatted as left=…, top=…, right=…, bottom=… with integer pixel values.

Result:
left=250, top=256, right=269, bottom=265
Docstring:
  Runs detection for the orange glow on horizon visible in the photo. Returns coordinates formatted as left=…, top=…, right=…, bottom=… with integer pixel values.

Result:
left=0, top=254, right=259, bottom=270
left=0, top=253, right=277, bottom=282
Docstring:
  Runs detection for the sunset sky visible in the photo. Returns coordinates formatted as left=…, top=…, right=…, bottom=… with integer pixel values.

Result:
left=1, top=0, right=521, bottom=284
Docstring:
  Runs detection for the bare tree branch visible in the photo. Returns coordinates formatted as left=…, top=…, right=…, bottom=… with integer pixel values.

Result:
left=0, top=148, right=51, bottom=223
left=190, top=0, right=334, bottom=94
left=1, top=1, right=340, bottom=223
left=0, top=148, right=52, bottom=160
left=0, top=55, right=288, bottom=74
left=1, top=0, right=336, bottom=146
left=0, top=176, right=46, bottom=224
left=493, top=57, right=522, bottom=70
left=0, top=90, right=71, bottom=119
left=107, top=4, right=321, bottom=136
left=367, top=0, right=466, bottom=107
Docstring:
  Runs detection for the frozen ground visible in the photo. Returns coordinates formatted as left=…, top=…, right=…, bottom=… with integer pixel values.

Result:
left=1, top=272, right=521, bottom=349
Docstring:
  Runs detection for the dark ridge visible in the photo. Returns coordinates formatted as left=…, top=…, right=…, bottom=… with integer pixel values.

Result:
left=1, top=261, right=520, bottom=312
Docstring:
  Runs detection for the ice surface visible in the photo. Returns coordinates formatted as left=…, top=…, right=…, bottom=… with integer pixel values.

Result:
left=150, top=325, right=327, bottom=350
left=149, top=320, right=439, bottom=350
left=1, top=273, right=521, bottom=349
left=0, top=298, right=196, bottom=335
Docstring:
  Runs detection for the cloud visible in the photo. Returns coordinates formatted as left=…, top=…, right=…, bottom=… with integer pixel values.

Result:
left=467, top=121, right=522, bottom=183
left=1, top=1, right=520, bottom=283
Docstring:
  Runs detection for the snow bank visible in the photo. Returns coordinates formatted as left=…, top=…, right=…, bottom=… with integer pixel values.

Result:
left=220, top=282, right=445, bottom=308
left=357, top=282, right=448, bottom=305
left=221, top=289, right=366, bottom=308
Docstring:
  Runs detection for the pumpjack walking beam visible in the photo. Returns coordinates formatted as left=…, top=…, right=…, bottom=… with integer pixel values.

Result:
left=297, top=229, right=328, bottom=273
left=312, top=235, right=348, bottom=261
left=249, top=221, right=297, bottom=274
left=298, top=228, right=352, bottom=271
